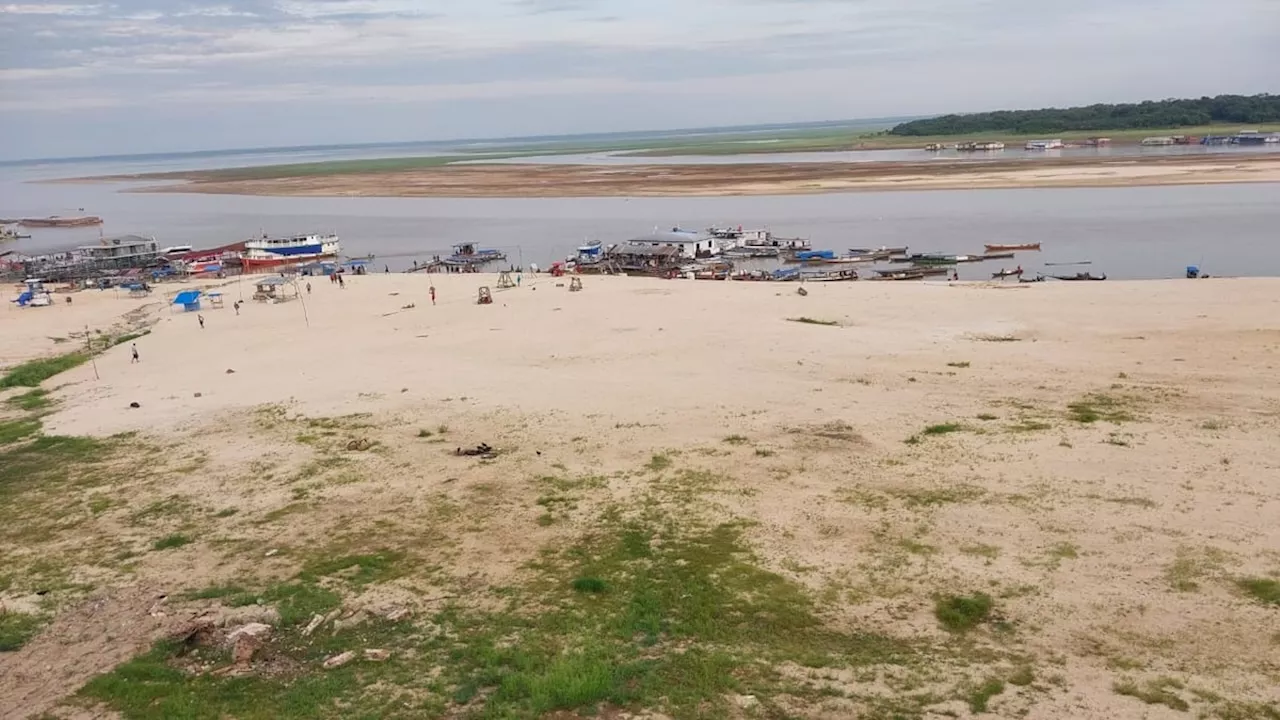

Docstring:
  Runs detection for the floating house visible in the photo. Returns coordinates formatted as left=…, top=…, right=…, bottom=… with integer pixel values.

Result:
left=1141, top=137, right=1176, bottom=146
left=626, top=228, right=719, bottom=259
left=955, top=141, right=1005, bottom=151
left=1024, top=139, right=1064, bottom=150
left=604, top=245, right=684, bottom=275
left=77, top=235, right=160, bottom=270
left=1234, top=132, right=1280, bottom=145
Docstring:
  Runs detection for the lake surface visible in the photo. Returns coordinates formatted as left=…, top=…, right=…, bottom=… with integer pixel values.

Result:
left=2, top=153, right=1278, bottom=281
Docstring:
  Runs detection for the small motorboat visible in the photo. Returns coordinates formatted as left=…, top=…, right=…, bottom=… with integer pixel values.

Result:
left=1018, top=274, right=1047, bottom=283
left=991, top=268, right=1024, bottom=279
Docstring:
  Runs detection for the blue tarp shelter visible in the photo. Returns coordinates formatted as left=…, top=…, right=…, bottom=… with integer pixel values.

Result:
left=172, top=289, right=202, bottom=312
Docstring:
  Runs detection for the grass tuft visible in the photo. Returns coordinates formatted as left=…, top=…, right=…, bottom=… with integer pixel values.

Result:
left=934, top=592, right=993, bottom=632
left=947, top=361, right=971, bottom=368
left=1068, top=393, right=1137, bottom=424
left=968, top=678, right=1006, bottom=713
left=571, top=577, right=608, bottom=594
left=0, top=610, right=45, bottom=652
left=645, top=453, right=672, bottom=472
left=722, top=435, right=749, bottom=446
left=922, top=423, right=964, bottom=436
left=152, top=534, right=192, bottom=551
left=0, top=419, right=42, bottom=445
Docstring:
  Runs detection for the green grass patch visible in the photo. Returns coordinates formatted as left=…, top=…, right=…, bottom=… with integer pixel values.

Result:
left=1165, top=546, right=1231, bottom=592
left=0, top=418, right=41, bottom=445
left=934, top=593, right=994, bottom=633
left=0, top=610, right=45, bottom=652
left=0, top=352, right=89, bottom=388
left=787, top=317, right=840, bottom=327
left=5, top=388, right=52, bottom=411
left=152, top=534, right=192, bottom=551
left=1113, top=677, right=1189, bottom=712
left=1237, top=577, right=1280, bottom=606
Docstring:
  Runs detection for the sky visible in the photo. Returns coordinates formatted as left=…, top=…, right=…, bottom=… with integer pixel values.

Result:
left=0, top=0, right=1276, bottom=159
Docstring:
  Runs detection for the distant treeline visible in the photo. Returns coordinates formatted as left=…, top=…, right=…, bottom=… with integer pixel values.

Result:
left=889, top=94, right=1280, bottom=136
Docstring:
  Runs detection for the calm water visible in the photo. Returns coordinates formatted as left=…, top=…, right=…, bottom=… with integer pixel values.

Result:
left=2, top=153, right=1278, bottom=281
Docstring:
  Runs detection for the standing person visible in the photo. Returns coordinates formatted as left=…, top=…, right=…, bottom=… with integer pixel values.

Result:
left=517, top=273, right=522, bottom=287
left=131, top=343, right=139, bottom=363
left=198, top=314, right=205, bottom=329
left=429, top=285, right=436, bottom=305
left=306, top=281, right=312, bottom=295
left=233, top=301, right=240, bottom=316
left=337, top=274, right=345, bottom=289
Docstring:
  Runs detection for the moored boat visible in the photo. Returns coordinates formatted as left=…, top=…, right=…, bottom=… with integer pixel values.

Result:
left=991, top=267, right=1024, bottom=279
left=1051, top=272, right=1107, bottom=281
left=442, top=242, right=506, bottom=268
left=241, top=233, right=340, bottom=270
left=984, top=243, right=1041, bottom=252
left=19, top=215, right=103, bottom=228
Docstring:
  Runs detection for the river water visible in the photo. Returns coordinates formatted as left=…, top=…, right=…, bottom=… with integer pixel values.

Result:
left=2, top=153, right=1278, bottom=281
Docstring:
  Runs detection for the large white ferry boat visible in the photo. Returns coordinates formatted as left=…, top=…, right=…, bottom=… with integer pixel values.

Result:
left=241, top=233, right=340, bottom=270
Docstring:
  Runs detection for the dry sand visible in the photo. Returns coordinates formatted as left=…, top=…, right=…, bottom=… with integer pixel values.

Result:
left=108, top=154, right=1280, bottom=197
left=2, top=272, right=1280, bottom=718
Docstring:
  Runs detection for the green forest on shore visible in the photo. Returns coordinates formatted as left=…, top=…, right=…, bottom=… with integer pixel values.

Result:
left=889, top=94, right=1280, bottom=136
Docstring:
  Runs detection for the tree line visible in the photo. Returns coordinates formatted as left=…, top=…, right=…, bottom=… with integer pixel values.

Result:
left=889, top=94, right=1280, bottom=136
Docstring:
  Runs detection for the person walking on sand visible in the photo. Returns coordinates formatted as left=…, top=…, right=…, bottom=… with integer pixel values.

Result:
left=131, top=343, right=139, bottom=363
left=429, top=285, right=436, bottom=305
left=306, top=281, right=312, bottom=295
left=198, top=314, right=205, bottom=329
left=233, top=301, right=240, bottom=316
left=337, top=274, right=345, bottom=289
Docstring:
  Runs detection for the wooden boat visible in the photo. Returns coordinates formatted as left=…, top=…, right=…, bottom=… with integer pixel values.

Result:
left=1051, top=272, right=1107, bottom=281
left=981, top=251, right=1015, bottom=260
left=1018, top=274, right=1047, bottom=283
left=871, top=271, right=928, bottom=281
left=20, top=215, right=103, bottom=228
left=984, top=243, right=1040, bottom=252
left=991, top=268, right=1024, bottom=279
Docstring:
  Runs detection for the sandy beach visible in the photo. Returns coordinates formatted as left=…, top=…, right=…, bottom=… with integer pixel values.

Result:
left=2, top=273, right=1279, bottom=718
left=98, top=153, right=1280, bottom=197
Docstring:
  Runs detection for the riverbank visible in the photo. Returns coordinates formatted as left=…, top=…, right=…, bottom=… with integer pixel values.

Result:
left=2, top=274, right=1279, bottom=718
left=85, top=153, right=1280, bottom=197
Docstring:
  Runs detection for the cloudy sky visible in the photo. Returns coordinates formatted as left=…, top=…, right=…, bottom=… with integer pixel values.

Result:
left=1, top=0, right=1275, bottom=159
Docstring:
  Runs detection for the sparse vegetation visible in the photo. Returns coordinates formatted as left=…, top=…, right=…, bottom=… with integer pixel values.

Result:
left=968, top=677, right=1006, bottom=713
left=935, top=593, right=994, bottom=632
left=976, top=413, right=998, bottom=421
left=974, top=334, right=1021, bottom=343
left=0, top=418, right=42, bottom=445
left=1113, top=677, right=1190, bottom=711
left=6, top=389, right=52, bottom=411
left=947, top=361, right=971, bottom=368
left=787, top=317, right=840, bottom=326
left=645, top=453, right=672, bottom=472
left=723, top=434, right=749, bottom=445
left=754, top=447, right=774, bottom=457
left=417, top=428, right=433, bottom=438
left=1068, top=393, right=1137, bottom=424
left=1165, top=546, right=1231, bottom=592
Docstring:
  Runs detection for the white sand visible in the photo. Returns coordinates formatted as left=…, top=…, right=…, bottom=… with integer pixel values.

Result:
left=3, top=272, right=1280, bottom=717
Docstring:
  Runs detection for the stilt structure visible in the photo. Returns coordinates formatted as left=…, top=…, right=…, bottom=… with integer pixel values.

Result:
left=496, top=271, right=515, bottom=289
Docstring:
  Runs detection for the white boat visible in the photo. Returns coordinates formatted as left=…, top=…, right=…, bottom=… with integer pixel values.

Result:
left=241, top=233, right=340, bottom=269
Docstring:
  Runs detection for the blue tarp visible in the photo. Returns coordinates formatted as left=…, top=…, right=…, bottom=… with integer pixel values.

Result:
left=173, top=290, right=201, bottom=305
left=794, top=250, right=836, bottom=261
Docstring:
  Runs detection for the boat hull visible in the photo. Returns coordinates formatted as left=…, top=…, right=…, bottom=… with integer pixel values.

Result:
left=984, top=243, right=1041, bottom=252
left=241, top=252, right=337, bottom=270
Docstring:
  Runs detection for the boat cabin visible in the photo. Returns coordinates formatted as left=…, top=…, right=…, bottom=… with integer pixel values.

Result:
left=605, top=245, right=684, bottom=274
left=77, top=235, right=160, bottom=270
